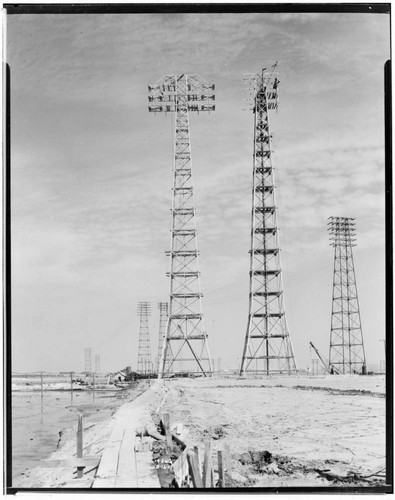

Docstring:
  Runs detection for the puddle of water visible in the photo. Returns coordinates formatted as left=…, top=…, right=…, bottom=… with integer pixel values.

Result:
left=10, top=388, right=124, bottom=481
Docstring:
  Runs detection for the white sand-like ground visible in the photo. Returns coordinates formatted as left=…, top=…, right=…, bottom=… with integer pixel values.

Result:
left=158, top=374, right=386, bottom=487
left=12, top=374, right=387, bottom=490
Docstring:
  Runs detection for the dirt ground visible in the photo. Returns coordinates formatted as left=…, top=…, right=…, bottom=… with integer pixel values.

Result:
left=155, top=374, right=386, bottom=488
left=11, top=374, right=387, bottom=490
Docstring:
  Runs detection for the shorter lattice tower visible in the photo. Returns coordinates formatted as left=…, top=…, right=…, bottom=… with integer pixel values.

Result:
left=240, top=64, right=297, bottom=375
left=328, top=217, right=366, bottom=374
left=137, top=302, right=152, bottom=374
left=157, top=302, right=169, bottom=373
left=84, top=347, right=92, bottom=374
left=94, top=354, right=101, bottom=374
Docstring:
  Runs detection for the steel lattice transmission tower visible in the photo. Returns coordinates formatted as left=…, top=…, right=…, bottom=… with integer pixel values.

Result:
left=94, top=354, right=101, bottom=374
left=137, top=302, right=152, bottom=375
left=157, top=302, right=169, bottom=373
left=84, top=347, right=92, bottom=374
left=148, top=74, right=214, bottom=378
left=328, top=217, right=366, bottom=374
left=240, top=64, right=297, bottom=375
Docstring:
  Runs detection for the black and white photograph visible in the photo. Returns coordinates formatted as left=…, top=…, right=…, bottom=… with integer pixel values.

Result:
left=4, top=3, right=392, bottom=493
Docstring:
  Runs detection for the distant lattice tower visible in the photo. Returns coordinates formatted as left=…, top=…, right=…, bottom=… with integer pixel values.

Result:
left=148, top=74, right=214, bottom=378
left=157, top=302, right=169, bottom=373
left=94, top=354, right=101, bottom=374
left=84, top=347, right=92, bottom=374
left=328, top=217, right=366, bottom=374
left=240, top=64, right=297, bottom=375
left=137, top=302, right=152, bottom=374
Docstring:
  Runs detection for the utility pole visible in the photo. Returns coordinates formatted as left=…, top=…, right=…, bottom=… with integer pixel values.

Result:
left=240, top=64, right=297, bottom=375
left=328, top=217, right=366, bottom=374
left=148, top=74, right=214, bottom=378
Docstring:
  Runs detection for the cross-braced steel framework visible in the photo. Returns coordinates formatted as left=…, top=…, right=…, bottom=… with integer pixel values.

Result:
left=240, top=65, right=297, bottom=375
left=94, top=354, right=101, bottom=374
left=157, top=302, right=168, bottom=373
left=84, top=347, right=92, bottom=374
left=328, top=217, right=366, bottom=374
left=137, top=302, right=152, bottom=375
left=148, top=74, right=214, bottom=378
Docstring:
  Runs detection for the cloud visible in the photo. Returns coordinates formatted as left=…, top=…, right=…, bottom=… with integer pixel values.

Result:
left=8, top=11, right=389, bottom=371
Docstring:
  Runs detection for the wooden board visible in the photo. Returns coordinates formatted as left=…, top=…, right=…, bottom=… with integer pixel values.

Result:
left=63, top=478, right=94, bottom=488
left=136, top=451, right=161, bottom=488
left=92, top=476, right=117, bottom=488
left=173, top=449, right=189, bottom=487
left=218, top=450, right=225, bottom=488
left=92, top=384, right=161, bottom=489
left=115, top=428, right=138, bottom=487
left=41, top=457, right=100, bottom=468
left=94, top=426, right=125, bottom=481
left=203, top=441, right=213, bottom=488
left=187, top=451, right=203, bottom=488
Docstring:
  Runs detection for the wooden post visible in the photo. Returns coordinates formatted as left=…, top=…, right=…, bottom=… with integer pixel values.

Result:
left=186, top=450, right=203, bottom=488
left=70, top=371, right=74, bottom=405
left=217, top=450, right=225, bottom=488
left=162, top=413, right=172, bottom=452
left=76, top=414, right=84, bottom=478
left=193, top=445, right=200, bottom=472
left=40, top=371, right=44, bottom=414
left=202, top=441, right=213, bottom=488
left=224, top=444, right=230, bottom=473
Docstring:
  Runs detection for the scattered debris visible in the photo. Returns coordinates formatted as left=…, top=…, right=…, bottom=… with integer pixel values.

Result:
left=152, top=438, right=183, bottom=488
left=203, top=424, right=228, bottom=440
left=57, top=431, right=63, bottom=449
left=238, top=450, right=273, bottom=471
left=293, top=385, right=385, bottom=398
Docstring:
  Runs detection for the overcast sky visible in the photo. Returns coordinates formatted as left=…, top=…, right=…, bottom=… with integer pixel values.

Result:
left=8, top=10, right=389, bottom=373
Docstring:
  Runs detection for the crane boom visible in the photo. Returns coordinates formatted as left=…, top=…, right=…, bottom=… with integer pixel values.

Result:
left=309, top=341, right=332, bottom=374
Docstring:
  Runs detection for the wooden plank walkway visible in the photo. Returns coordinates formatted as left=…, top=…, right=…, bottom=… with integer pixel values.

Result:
left=92, top=383, right=161, bottom=488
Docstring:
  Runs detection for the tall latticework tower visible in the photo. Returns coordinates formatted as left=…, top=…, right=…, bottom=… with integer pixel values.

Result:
left=148, top=74, right=214, bottom=378
left=240, top=65, right=297, bottom=375
left=328, top=217, right=366, bottom=374
left=137, top=302, right=152, bottom=375
left=157, top=302, right=169, bottom=373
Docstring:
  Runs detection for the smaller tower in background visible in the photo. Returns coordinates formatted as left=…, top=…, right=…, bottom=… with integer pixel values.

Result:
left=137, top=302, right=152, bottom=375
left=84, top=347, right=92, bottom=374
left=328, top=217, right=366, bottom=374
left=94, top=354, right=101, bottom=374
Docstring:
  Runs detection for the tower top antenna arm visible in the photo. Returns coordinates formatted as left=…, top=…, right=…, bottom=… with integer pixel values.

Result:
left=243, top=64, right=279, bottom=111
